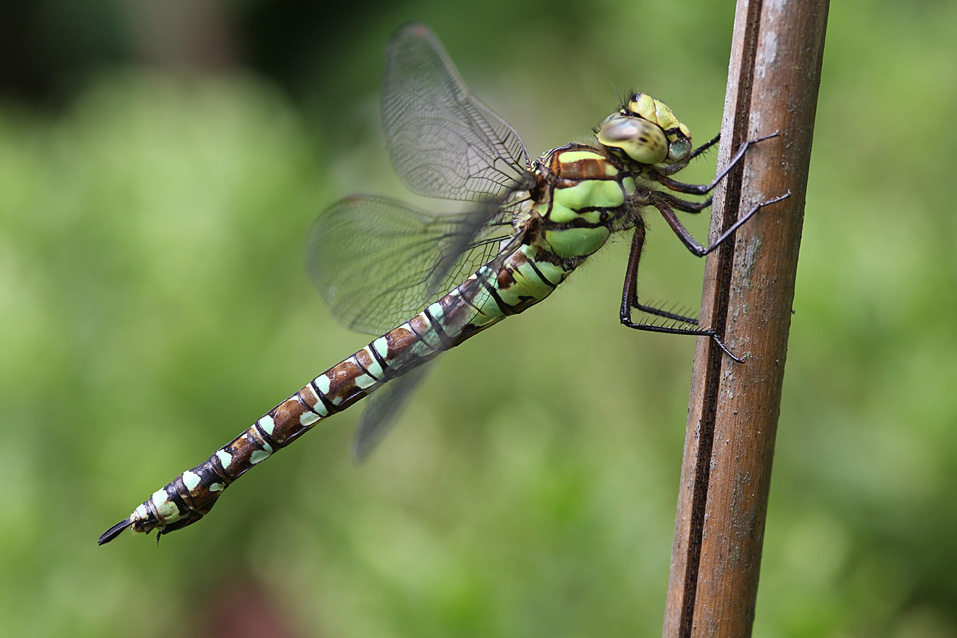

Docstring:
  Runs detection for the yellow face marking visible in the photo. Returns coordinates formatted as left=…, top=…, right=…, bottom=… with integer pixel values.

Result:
left=619, top=93, right=692, bottom=163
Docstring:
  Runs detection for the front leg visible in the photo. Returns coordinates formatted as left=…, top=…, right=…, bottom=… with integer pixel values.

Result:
left=656, top=131, right=779, bottom=191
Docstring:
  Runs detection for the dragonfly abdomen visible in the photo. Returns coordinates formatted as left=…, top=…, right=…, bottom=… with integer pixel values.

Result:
left=99, top=247, right=570, bottom=543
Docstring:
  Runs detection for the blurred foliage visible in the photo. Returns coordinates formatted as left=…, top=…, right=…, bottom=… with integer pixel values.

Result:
left=1, top=1, right=956, bottom=637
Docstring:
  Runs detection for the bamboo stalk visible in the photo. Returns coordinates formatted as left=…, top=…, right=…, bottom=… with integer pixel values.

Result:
left=662, top=1, right=829, bottom=636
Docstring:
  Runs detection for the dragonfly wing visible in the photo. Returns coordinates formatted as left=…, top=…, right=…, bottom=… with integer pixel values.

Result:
left=306, top=194, right=517, bottom=335
left=383, top=22, right=531, bottom=202
left=310, top=23, right=538, bottom=454
left=351, top=366, right=428, bottom=462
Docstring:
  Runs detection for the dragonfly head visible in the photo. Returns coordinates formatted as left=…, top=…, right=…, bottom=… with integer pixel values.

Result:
left=597, top=92, right=692, bottom=166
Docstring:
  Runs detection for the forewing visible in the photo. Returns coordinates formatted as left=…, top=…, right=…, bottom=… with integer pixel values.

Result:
left=383, top=22, right=531, bottom=202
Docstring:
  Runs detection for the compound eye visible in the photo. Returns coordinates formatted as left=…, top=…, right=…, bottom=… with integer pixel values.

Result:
left=597, top=115, right=668, bottom=164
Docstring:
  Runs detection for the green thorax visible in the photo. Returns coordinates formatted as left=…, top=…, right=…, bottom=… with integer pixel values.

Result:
left=529, top=144, right=633, bottom=260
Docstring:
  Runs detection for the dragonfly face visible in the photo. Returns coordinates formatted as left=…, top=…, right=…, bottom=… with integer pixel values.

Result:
left=597, top=92, right=693, bottom=165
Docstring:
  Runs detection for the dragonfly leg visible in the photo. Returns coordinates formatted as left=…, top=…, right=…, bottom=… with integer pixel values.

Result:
left=621, top=221, right=698, bottom=324
left=633, top=301, right=699, bottom=327
left=657, top=190, right=712, bottom=214
left=655, top=131, right=779, bottom=189
left=620, top=189, right=791, bottom=360
left=687, top=133, right=721, bottom=162
left=655, top=191, right=791, bottom=258
left=619, top=222, right=743, bottom=361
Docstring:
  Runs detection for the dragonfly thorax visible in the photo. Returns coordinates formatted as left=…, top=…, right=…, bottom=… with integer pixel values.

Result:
left=597, top=92, right=692, bottom=166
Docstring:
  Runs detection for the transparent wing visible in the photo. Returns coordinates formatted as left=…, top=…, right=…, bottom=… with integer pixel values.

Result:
left=383, top=22, right=531, bottom=202
left=351, top=367, right=428, bottom=462
left=306, top=194, right=520, bottom=335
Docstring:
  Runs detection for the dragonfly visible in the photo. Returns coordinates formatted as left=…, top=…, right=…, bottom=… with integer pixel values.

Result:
left=99, top=22, right=785, bottom=545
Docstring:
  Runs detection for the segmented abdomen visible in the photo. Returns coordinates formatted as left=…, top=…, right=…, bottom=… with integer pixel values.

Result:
left=112, top=238, right=574, bottom=540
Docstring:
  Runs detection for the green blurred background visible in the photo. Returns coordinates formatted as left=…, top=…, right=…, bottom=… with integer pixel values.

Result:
left=2, top=1, right=956, bottom=636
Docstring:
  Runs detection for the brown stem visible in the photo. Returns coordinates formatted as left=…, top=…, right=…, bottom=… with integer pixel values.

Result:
left=662, top=1, right=829, bottom=637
